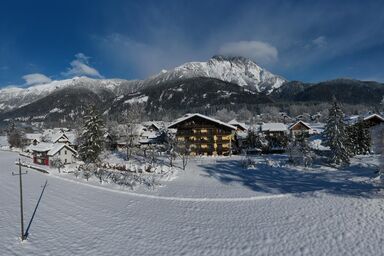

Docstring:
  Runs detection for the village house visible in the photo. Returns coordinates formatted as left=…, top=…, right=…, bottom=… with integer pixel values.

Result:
left=228, top=119, right=248, bottom=132
left=24, top=133, right=41, bottom=146
left=30, top=142, right=77, bottom=166
left=288, top=121, right=313, bottom=138
left=41, top=128, right=78, bottom=149
left=142, top=121, right=170, bottom=132
left=168, top=113, right=236, bottom=156
left=361, top=114, right=384, bottom=128
left=115, top=123, right=163, bottom=150
left=259, top=123, right=288, bottom=137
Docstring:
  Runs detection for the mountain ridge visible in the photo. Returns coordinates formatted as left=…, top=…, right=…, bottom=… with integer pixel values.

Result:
left=0, top=56, right=383, bottom=125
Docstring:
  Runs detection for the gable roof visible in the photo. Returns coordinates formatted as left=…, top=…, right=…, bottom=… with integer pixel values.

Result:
left=25, top=133, right=42, bottom=141
left=30, top=142, right=77, bottom=156
left=288, top=121, right=312, bottom=130
left=29, top=142, right=54, bottom=152
left=168, top=113, right=236, bottom=130
left=228, top=119, right=248, bottom=130
left=363, top=113, right=384, bottom=122
left=48, top=143, right=77, bottom=156
left=52, top=133, right=69, bottom=143
left=260, top=123, right=287, bottom=132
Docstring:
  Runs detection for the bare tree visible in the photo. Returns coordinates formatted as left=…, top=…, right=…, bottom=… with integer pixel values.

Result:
left=215, top=108, right=236, bottom=122
left=179, top=140, right=190, bottom=171
left=94, top=168, right=108, bottom=184
left=50, top=156, right=65, bottom=173
left=123, top=103, right=145, bottom=160
left=7, top=121, right=27, bottom=149
left=164, top=131, right=177, bottom=167
left=237, top=107, right=253, bottom=122
left=148, top=144, right=157, bottom=165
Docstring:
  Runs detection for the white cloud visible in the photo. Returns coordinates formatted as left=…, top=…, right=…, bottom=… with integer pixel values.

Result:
left=62, top=53, right=103, bottom=78
left=312, top=36, right=327, bottom=48
left=22, top=73, right=52, bottom=86
left=218, top=41, right=278, bottom=65
left=94, top=34, right=202, bottom=78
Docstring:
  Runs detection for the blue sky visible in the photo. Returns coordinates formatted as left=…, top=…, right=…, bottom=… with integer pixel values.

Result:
left=0, top=0, right=384, bottom=87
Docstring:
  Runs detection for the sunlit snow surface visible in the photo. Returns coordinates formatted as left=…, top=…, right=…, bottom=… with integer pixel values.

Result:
left=1, top=151, right=384, bottom=256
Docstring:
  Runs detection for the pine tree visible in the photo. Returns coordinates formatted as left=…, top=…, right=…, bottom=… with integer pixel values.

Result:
left=287, top=133, right=313, bottom=167
left=78, top=106, right=105, bottom=163
left=346, top=121, right=371, bottom=155
left=322, top=100, right=350, bottom=165
left=354, top=122, right=371, bottom=154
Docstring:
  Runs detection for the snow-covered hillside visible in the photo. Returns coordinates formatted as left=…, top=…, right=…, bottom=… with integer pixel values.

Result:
left=2, top=151, right=384, bottom=255
left=144, top=56, right=286, bottom=94
left=0, top=77, right=139, bottom=112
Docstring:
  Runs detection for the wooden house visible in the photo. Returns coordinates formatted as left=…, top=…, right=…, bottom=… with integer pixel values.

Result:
left=228, top=119, right=248, bottom=132
left=362, top=114, right=384, bottom=128
left=168, top=113, right=236, bottom=156
left=288, top=121, right=313, bottom=137
left=24, top=133, right=41, bottom=146
left=259, top=123, right=288, bottom=137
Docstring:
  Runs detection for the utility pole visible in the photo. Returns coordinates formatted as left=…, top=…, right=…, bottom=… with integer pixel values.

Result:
left=12, top=159, right=28, bottom=241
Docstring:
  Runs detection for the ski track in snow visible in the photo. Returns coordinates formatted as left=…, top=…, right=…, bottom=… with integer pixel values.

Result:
left=2, top=151, right=384, bottom=256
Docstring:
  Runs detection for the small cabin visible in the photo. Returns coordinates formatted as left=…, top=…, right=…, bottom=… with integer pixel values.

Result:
left=362, top=114, right=384, bottom=128
left=260, top=123, right=288, bottom=137
left=288, top=121, right=313, bottom=138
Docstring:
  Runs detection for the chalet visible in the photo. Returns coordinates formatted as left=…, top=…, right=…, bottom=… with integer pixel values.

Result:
left=139, top=130, right=162, bottom=145
left=345, top=113, right=384, bottom=128
left=30, top=142, right=77, bottom=166
left=52, top=133, right=70, bottom=144
left=259, top=123, right=288, bottom=137
left=362, top=114, right=384, bottom=128
left=24, top=133, right=41, bottom=146
left=228, top=119, right=248, bottom=132
left=168, top=113, right=236, bottom=156
left=41, top=128, right=78, bottom=149
left=142, top=121, right=165, bottom=132
left=288, top=121, right=313, bottom=137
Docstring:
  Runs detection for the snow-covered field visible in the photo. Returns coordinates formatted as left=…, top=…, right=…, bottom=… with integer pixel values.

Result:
left=2, top=151, right=384, bottom=255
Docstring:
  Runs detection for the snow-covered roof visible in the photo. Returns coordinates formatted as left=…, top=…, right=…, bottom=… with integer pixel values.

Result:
left=260, top=123, right=287, bottom=132
left=288, top=121, right=312, bottom=130
left=52, top=133, right=69, bottom=143
left=29, top=142, right=55, bottom=152
left=228, top=119, right=248, bottom=130
left=25, top=133, right=41, bottom=141
left=345, top=113, right=384, bottom=125
left=29, top=142, right=77, bottom=156
left=41, top=128, right=77, bottom=144
left=363, top=113, right=384, bottom=122
left=142, top=121, right=169, bottom=130
left=48, top=143, right=77, bottom=156
left=65, top=132, right=77, bottom=144
left=141, top=130, right=160, bottom=139
left=236, top=131, right=248, bottom=139
left=169, top=113, right=236, bottom=130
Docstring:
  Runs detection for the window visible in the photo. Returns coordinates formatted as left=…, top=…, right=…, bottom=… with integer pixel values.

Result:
left=65, top=150, right=67, bottom=155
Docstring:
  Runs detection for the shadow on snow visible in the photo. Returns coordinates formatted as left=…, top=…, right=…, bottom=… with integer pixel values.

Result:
left=198, top=156, right=380, bottom=198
